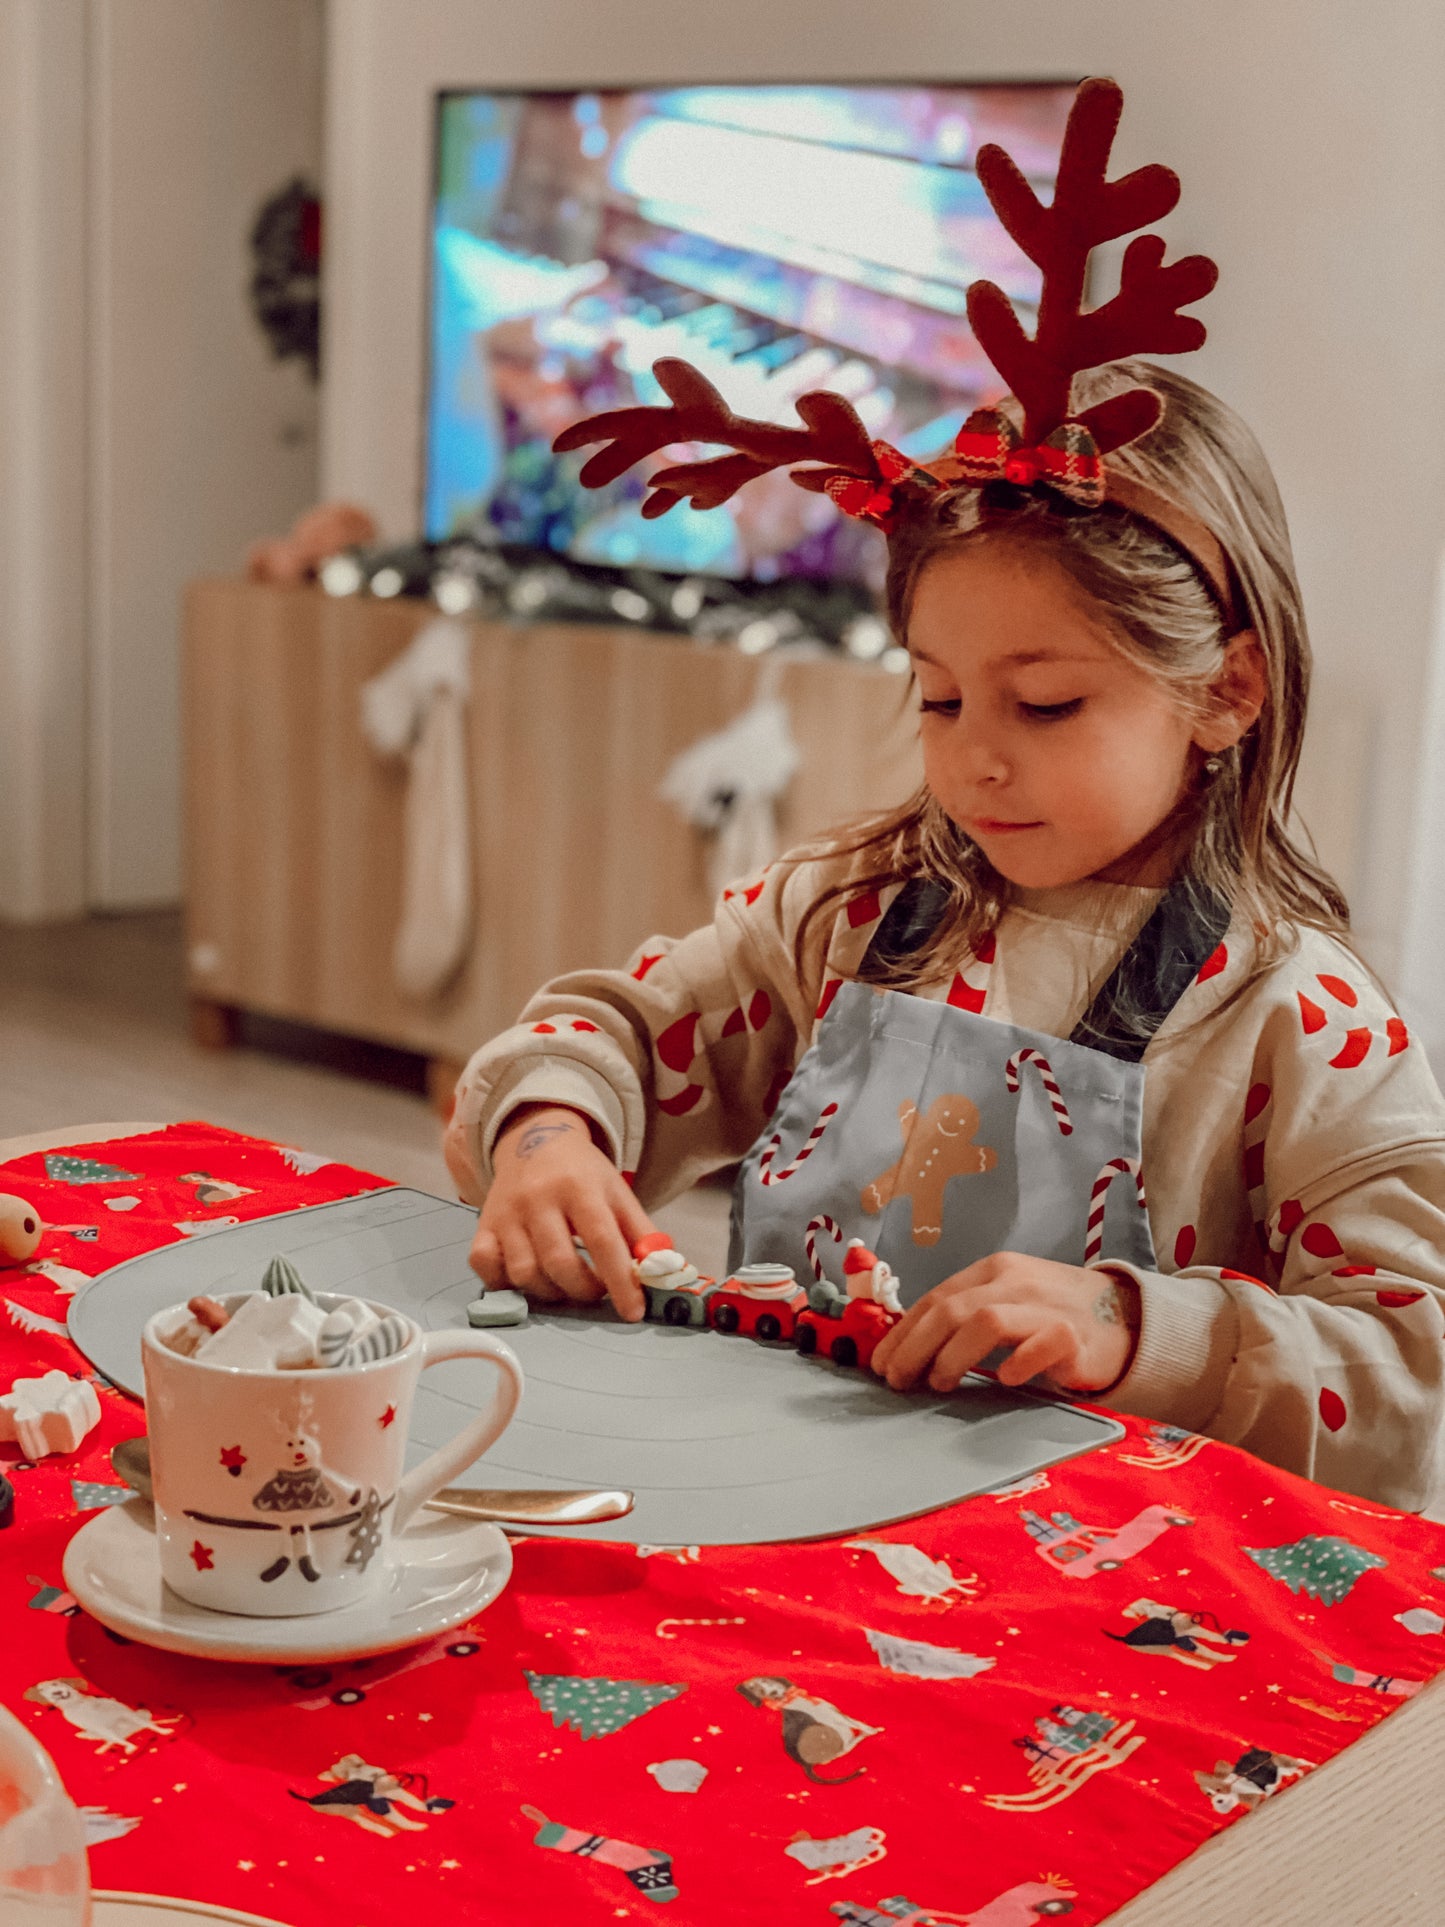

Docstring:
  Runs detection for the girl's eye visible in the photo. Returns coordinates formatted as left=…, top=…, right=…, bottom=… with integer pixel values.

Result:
left=918, top=697, right=960, bottom=717
left=1021, top=699, right=1083, bottom=721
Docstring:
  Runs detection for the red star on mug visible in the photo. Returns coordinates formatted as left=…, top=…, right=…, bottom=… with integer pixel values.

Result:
left=190, top=1541, right=214, bottom=1571
left=379, top=1404, right=397, bottom=1429
left=219, top=1445, right=246, bottom=1474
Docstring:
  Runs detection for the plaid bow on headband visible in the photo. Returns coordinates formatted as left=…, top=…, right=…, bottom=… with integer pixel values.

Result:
left=822, top=410, right=1109, bottom=530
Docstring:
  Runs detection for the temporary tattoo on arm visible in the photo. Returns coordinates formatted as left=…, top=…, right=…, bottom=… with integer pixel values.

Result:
left=514, top=1118, right=585, bottom=1160
left=1091, top=1274, right=1140, bottom=1332
left=1092, top=1281, right=1126, bottom=1326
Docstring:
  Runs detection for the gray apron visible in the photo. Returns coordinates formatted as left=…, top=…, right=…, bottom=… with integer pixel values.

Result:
left=729, top=879, right=1229, bottom=1309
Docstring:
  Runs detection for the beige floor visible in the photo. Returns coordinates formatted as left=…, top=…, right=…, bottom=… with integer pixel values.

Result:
left=0, top=911, right=733, bottom=1272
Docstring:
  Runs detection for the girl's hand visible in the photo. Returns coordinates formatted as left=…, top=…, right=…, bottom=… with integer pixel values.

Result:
left=868, top=1253, right=1140, bottom=1396
left=469, top=1104, right=655, bottom=1322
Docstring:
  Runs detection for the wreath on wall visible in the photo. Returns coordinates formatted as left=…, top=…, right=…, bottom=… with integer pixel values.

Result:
left=249, top=176, right=322, bottom=382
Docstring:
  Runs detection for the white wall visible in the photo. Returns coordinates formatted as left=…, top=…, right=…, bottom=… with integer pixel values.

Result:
left=87, top=0, right=325, bottom=908
left=0, top=0, right=89, bottom=923
left=321, top=0, right=1445, bottom=1009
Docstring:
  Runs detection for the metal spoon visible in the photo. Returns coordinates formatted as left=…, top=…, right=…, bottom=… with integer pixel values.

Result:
left=110, top=1436, right=632, bottom=1526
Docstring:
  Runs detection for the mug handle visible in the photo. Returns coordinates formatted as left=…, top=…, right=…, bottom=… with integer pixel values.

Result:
left=392, top=1327, right=524, bottom=1532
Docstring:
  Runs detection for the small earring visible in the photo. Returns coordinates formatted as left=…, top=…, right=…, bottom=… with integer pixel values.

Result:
left=1202, top=755, right=1224, bottom=777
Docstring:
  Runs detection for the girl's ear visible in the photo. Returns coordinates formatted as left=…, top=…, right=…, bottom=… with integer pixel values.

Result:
left=1193, top=630, right=1267, bottom=752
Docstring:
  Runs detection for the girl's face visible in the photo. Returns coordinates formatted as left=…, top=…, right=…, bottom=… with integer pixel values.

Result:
left=907, top=545, right=1245, bottom=889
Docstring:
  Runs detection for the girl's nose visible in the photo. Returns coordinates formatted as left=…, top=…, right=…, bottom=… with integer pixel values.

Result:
left=956, top=728, right=1011, bottom=785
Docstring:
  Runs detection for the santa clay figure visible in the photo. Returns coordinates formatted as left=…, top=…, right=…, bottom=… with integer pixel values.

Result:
left=842, top=1240, right=903, bottom=1316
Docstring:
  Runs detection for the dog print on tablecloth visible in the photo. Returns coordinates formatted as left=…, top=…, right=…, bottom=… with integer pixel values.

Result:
left=24, top=1678, right=185, bottom=1758
left=860, top=1095, right=997, bottom=1246
left=737, top=1676, right=882, bottom=1783
left=290, top=1755, right=455, bottom=1838
left=1103, top=1598, right=1251, bottom=1670
left=1194, top=1745, right=1312, bottom=1814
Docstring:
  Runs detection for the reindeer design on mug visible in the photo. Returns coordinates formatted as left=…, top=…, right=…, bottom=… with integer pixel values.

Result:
left=250, top=1399, right=358, bottom=1586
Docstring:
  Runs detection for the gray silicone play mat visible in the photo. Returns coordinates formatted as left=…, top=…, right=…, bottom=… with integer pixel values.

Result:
left=68, top=1187, right=1123, bottom=1545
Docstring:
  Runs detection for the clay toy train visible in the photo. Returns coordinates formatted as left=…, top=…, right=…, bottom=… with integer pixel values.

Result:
left=632, top=1230, right=902, bottom=1369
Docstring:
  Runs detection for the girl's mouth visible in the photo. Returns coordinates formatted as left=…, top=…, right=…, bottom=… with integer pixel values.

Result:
left=970, top=818, right=1043, bottom=835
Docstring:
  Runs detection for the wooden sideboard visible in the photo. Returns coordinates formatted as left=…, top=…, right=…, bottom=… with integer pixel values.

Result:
left=182, top=580, right=921, bottom=1093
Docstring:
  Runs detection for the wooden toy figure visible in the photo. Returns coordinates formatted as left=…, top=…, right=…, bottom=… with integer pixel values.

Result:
left=0, top=1194, right=44, bottom=1263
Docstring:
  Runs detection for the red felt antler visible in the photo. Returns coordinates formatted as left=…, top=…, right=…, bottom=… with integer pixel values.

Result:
left=966, top=77, right=1218, bottom=453
left=552, top=357, right=881, bottom=519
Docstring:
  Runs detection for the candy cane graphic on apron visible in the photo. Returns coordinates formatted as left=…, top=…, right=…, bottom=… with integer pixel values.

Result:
left=805, top=1214, right=843, bottom=1286
left=1005, top=1049, right=1074, bottom=1137
left=1084, top=1158, right=1147, bottom=1263
left=759, top=1103, right=839, bottom=1185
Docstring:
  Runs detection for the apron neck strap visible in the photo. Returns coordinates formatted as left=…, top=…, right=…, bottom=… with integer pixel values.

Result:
left=859, top=875, right=1232, bottom=1063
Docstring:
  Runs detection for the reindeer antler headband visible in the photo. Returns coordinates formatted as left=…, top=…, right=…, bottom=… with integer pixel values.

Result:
left=554, top=78, right=1244, bottom=630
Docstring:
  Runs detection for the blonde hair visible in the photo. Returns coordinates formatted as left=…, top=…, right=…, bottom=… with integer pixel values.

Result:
left=795, top=359, right=1350, bottom=1003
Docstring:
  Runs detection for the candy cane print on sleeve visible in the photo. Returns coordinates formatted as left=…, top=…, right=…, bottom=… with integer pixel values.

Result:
left=805, top=1214, right=844, bottom=1287
left=759, top=1103, right=839, bottom=1185
left=1084, top=1158, right=1147, bottom=1264
left=1004, top=1048, right=1074, bottom=1136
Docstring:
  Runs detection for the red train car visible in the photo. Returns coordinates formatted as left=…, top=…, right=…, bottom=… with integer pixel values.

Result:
left=708, top=1264, right=808, bottom=1342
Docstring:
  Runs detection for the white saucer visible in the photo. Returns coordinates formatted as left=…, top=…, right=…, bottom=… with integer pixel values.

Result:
left=94, top=1895, right=293, bottom=1926
left=63, top=1498, right=512, bottom=1663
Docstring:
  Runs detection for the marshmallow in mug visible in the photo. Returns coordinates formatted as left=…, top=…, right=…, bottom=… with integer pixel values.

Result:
left=158, top=1290, right=403, bottom=1372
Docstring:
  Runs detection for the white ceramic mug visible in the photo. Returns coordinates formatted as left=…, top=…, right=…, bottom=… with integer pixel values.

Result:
left=141, top=1293, right=523, bottom=1617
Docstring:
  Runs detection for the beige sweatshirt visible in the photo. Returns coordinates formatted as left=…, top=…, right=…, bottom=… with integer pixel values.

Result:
left=448, top=842, right=1445, bottom=1512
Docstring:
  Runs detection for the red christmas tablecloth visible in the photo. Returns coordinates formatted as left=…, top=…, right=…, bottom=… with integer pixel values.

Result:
left=3, top=1123, right=1445, bottom=1927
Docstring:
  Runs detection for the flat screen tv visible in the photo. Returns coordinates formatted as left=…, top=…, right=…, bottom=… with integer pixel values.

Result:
left=426, top=83, right=1077, bottom=586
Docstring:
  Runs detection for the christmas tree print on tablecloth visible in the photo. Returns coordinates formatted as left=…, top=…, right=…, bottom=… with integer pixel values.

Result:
left=43, top=1155, right=139, bottom=1185
left=524, top=1672, right=687, bottom=1740
left=1244, top=1535, right=1386, bottom=1606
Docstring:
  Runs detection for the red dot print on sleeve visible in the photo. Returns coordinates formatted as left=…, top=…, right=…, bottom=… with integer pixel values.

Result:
left=631, top=953, right=663, bottom=981
left=1318, top=1388, right=1347, bottom=1431
left=748, top=989, right=772, bottom=1031
left=1387, top=1016, right=1410, bottom=1055
left=1328, top=1027, right=1373, bottom=1070
left=720, top=1005, right=746, bottom=1039
left=656, top=1083, right=705, bottom=1117
left=1244, top=1082, right=1271, bottom=1124
left=815, top=978, right=843, bottom=1022
left=1317, top=974, right=1358, bottom=1007
left=846, top=889, right=882, bottom=928
left=1376, top=1288, right=1426, bottom=1308
left=1196, top=943, right=1228, bottom=984
left=1221, top=1268, right=1275, bottom=1292
left=1300, top=1222, right=1345, bottom=1259
left=1333, top=1265, right=1377, bottom=1278
left=1173, top=1224, right=1197, bottom=1268
left=1297, top=993, right=1327, bottom=1034
left=531, top=1023, right=557, bottom=1034
left=656, top=1013, right=701, bottom=1073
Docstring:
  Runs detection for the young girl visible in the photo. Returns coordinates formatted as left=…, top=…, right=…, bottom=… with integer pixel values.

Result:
left=444, top=80, right=1445, bottom=1512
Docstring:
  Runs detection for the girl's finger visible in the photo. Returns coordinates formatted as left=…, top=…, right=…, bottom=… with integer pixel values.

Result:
left=469, top=1224, right=506, bottom=1288
left=992, top=1322, right=1074, bottom=1389
left=573, top=1198, right=648, bottom=1322
left=607, top=1177, right=658, bottom=1251
left=532, top=1209, right=606, bottom=1303
left=880, top=1293, right=1012, bottom=1392
left=498, top=1224, right=564, bottom=1302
